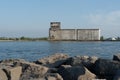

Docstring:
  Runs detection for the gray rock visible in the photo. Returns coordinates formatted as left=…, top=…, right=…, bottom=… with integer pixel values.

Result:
left=113, top=54, right=120, bottom=61
left=19, top=62, right=49, bottom=80
left=66, top=56, right=98, bottom=71
left=35, top=53, right=69, bottom=68
left=78, top=67, right=97, bottom=80
left=24, top=78, right=46, bottom=80
left=113, top=70, right=120, bottom=80
left=3, top=66, right=22, bottom=80
left=45, top=73, right=63, bottom=80
left=94, top=59, right=120, bottom=80
left=0, top=69, right=8, bottom=80
left=0, top=59, right=26, bottom=64
left=0, top=59, right=26, bottom=68
left=58, top=65, right=96, bottom=80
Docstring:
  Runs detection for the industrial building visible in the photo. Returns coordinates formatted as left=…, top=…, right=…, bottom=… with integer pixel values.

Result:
left=49, top=22, right=100, bottom=41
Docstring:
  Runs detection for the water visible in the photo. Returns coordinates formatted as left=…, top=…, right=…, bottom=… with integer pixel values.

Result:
left=0, top=41, right=120, bottom=61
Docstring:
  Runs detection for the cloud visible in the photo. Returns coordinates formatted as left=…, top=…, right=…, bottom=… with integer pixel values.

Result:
left=87, top=10, right=120, bottom=26
left=85, top=11, right=120, bottom=37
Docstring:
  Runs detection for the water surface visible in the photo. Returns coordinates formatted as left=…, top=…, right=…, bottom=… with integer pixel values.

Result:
left=0, top=41, right=120, bottom=61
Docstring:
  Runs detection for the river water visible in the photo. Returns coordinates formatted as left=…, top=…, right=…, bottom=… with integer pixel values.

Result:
left=0, top=41, right=120, bottom=61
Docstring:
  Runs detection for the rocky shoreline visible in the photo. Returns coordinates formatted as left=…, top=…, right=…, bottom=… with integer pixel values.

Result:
left=0, top=53, right=120, bottom=80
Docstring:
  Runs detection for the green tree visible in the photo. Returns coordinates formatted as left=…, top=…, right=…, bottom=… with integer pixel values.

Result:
left=100, top=36, right=104, bottom=41
left=20, top=36, right=25, bottom=40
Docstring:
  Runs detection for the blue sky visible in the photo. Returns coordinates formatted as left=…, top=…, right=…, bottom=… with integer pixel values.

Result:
left=0, top=0, right=120, bottom=37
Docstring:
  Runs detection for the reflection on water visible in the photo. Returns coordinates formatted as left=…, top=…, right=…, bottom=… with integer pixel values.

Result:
left=0, top=41, right=120, bottom=61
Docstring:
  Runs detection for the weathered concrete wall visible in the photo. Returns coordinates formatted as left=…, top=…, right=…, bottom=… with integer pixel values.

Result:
left=49, top=22, right=100, bottom=41
left=49, top=30, right=61, bottom=40
left=49, top=29, right=100, bottom=41
left=77, top=29, right=100, bottom=40
left=49, top=29, right=76, bottom=40
left=60, top=29, right=76, bottom=40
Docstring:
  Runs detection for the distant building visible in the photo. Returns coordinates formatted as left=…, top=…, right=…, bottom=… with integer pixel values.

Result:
left=49, top=22, right=100, bottom=41
left=106, top=37, right=116, bottom=41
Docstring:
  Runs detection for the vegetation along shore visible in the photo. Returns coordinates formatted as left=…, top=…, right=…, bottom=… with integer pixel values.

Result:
left=0, top=37, right=48, bottom=41
left=0, top=36, right=120, bottom=41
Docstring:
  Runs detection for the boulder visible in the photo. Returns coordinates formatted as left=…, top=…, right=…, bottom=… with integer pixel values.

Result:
left=113, top=70, right=120, bottom=80
left=21, top=78, right=45, bottom=80
left=45, top=73, right=63, bottom=80
left=18, top=62, right=49, bottom=80
left=0, top=59, right=26, bottom=64
left=0, top=59, right=26, bottom=80
left=0, top=59, right=26, bottom=68
left=0, top=69, right=8, bottom=80
left=113, top=54, right=120, bottom=61
left=78, top=68, right=97, bottom=80
left=93, top=59, right=120, bottom=79
left=35, top=53, right=69, bottom=68
left=3, top=66, right=22, bottom=80
left=58, top=65, right=96, bottom=80
left=66, top=56, right=98, bottom=71
left=0, top=59, right=49, bottom=80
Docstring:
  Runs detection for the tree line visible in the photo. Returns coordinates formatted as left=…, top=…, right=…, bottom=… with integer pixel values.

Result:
left=100, top=36, right=120, bottom=41
left=0, top=37, right=48, bottom=41
left=0, top=36, right=120, bottom=41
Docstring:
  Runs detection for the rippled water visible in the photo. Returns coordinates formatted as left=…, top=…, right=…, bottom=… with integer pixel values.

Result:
left=0, top=41, right=120, bottom=61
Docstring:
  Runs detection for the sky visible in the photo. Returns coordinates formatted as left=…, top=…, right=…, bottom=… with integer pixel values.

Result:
left=0, top=0, right=120, bottom=38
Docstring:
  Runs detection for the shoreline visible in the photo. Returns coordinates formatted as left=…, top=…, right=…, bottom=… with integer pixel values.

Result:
left=0, top=40, right=120, bottom=42
left=0, top=53, right=120, bottom=80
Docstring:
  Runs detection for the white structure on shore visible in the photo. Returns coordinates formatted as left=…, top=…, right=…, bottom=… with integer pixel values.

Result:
left=49, top=22, right=100, bottom=41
